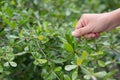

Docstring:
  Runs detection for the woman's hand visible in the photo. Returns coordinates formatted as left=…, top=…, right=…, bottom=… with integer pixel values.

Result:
left=72, top=8, right=120, bottom=39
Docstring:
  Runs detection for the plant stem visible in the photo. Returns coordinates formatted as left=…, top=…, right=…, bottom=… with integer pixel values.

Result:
left=52, top=71, right=61, bottom=80
left=36, top=40, right=47, bottom=58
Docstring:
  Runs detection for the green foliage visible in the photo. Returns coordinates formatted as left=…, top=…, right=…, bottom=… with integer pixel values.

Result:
left=0, top=0, right=120, bottom=80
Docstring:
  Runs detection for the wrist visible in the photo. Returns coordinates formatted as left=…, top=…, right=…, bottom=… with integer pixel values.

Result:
left=108, top=9, right=120, bottom=28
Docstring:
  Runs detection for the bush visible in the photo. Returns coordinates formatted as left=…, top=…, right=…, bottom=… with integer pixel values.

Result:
left=0, top=0, right=120, bottom=80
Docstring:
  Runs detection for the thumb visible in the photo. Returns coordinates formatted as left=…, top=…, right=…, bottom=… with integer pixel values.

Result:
left=72, top=26, right=91, bottom=37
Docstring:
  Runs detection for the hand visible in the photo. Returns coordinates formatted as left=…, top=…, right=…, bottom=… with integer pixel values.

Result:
left=72, top=13, right=116, bottom=39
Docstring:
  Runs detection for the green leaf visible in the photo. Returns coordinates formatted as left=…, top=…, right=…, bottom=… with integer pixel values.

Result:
left=9, top=35, right=19, bottom=39
left=84, top=75, right=91, bottom=80
left=33, top=60, right=39, bottom=65
left=54, top=67, right=62, bottom=72
left=37, top=59, right=47, bottom=64
left=81, top=66, right=91, bottom=75
left=98, top=60, right=106, bottom=67
left=51, top=58, right=66, bottom=63
left=11, top=0, right=16, bottom=5
left=77, top=58, right=83, bottom=66
left=63, top=42, right=74, bottom=53
left=105, top=61, right=112, bottom=65
left=9, top=62, right=17, bottom=67
left=106, top=69, right=118, bottom=78
left=77, top=51, right=87, bottom=66
left=64, top=75, right=71, bottom=80
left=102, top=41, right=110, bottom=46
left=24, top=46, right=29, bottom=51
left=7, top=53, right=15, bottom=61
left=0, top=65, right=3, bottom=72
left=90, top=51, right=104, bottom=56
left=72, top=71, right=78, bottom=80
left=73, top=20, right=78, bottom=28
left=65, top=33, right=73, bottom=46
left=81, top=51, right=87, bottom=60
left=94, top=71, right=107, bottom=78
left=32, top=52, right=42, bottom=59
left=4, top=62, right=9, bottom=67
left=15, top=51, right=26, bottom=56
left=6, top=7, right=13, bottom=17
left=65, top=65, right=77, bottom=71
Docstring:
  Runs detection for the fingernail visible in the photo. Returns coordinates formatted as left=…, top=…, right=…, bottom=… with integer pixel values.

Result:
left=72, top=31, right=76, bottom=36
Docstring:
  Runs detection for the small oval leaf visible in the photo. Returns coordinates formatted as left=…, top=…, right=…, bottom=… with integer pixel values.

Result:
left=84, top=75, right=91, bottom=80
left=64, top=75, right=71, bottom=80
left=65, top=65, right=77, bottom=71
left=54, top=67, right=62, bottom=72
left=98, top=60, right=106, bottom=67
left=4, top=62, right=9, bottom=67
left=77, top=58, right=83, bottom=66
left=0, top=65, right=3, bottom=72
left=95, top=71, right=107, bottom=78
left=72, top=71, right=78, bottom=80
left=37, top=59, right=47, bottom=64
left=63, top=42, right=74, bottom=53
left=9, top=62, right=17, bottom=67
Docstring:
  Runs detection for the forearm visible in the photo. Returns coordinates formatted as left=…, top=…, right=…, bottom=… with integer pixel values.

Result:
left=109, top=8, right=120, bottom=28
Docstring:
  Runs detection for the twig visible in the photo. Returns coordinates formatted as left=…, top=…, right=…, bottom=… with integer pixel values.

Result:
left=52, top=71, right=61, bottom=80
left=36, top=40, right=47, bottom=58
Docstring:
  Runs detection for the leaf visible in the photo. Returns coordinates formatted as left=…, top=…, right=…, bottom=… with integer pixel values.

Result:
left=54, top=67, right=62, bottom=72
left=81, top=66, right=91, bottom=75
left=102, top=41, right=110, bottom=46
left=9, top=35, right=19, bottom=39
left=32, top=52, right=42, bottom=59
left=41, top=37, right=49, bottom=44
left=24, top=46, right=29, bottom=51
left=64, top=75, right=71, bottom=80
left=51, top=58, right=66, bottom=63
left=77, top=51, right=87, bottom=66
left=84, top=75, right=91, bottom=80
left=77, top=58, right=83, bottom=66
left=33, top=60, right=39, bottom=65
left=4, top=62, right=9, bottom=67
left=65, top=33, right=73, bottom=46
left=37, top=59, right=47, bottom=64
left=106, top=69, right=118, bottom=78
left=7, top=53, right=15, bottom=61
left=0, top=65, right=3, bottom=72
left=65, top=65, right=77, bottom=71
left=98, top=60, right=106, bottom=67
left=38, top=35, right=44, bottom=41
left=63, top=42, right=74, bottom=53
left=81, top=51, right=87, bottom=59
left=15, top=51, right=26, bottom=56
left=9, top=61, right=17, bottom=67
left=11, top=0, right=16, bottom=5
left=105, top=61, right=112, bottom=65
left=34, top=11, right=40, bottom=19
left=10, top=21, right=16, bottom=28
left=94, top=71, right=107, bottom=78
left=73, top=20, right=78, bottom=28
left=72, top=71, right=78, bottom=80
left=5, top=7, right=13, bottom=17
left=90, top=51, right=104, bottom=56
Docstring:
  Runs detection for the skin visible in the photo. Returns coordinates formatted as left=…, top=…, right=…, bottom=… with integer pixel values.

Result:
left=72, top=8, right=120, bottom=39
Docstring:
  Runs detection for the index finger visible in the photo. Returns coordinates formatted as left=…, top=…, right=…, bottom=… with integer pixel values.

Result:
left=75, top=18, right=83, bottom=30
